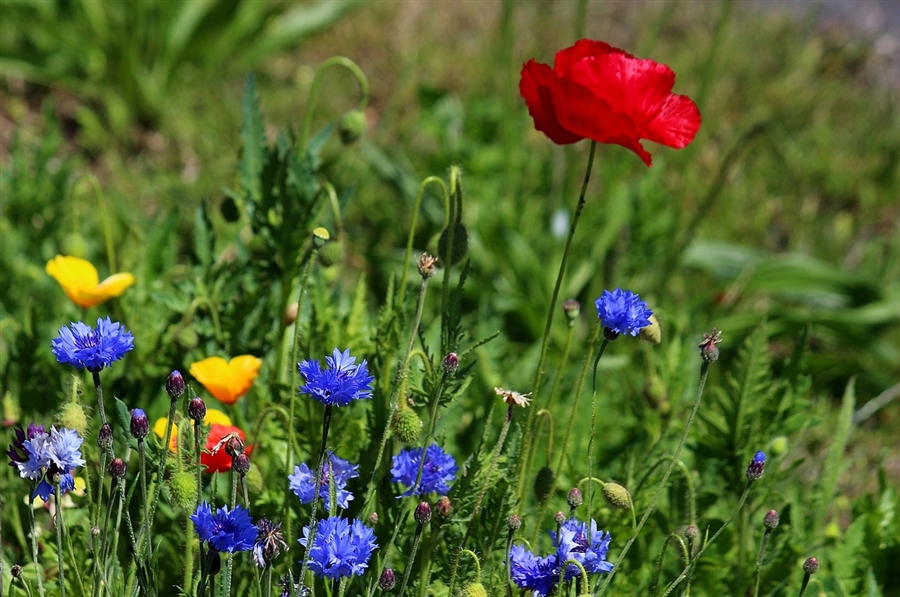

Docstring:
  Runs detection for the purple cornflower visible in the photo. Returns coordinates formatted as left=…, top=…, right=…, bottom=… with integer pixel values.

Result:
left=299, top=348, right=374, bottom=407
left=509, top=544, right=559, bottom=597
left=12, top=426, right=85, bottom=502
left=594, top=289, right=653, bottom=337
left=288, top=451, right=359, bottom=511
left=6, top=423, right=46, bottom=470
left=191, top=501, right=257, bottom=553
left=299, top=516, right=378, bottom=579
left=390, top=443, right=458, bottom=497
left=551, top=518, right=613, bottom=580
left=52, top=317, right=134, bottom=372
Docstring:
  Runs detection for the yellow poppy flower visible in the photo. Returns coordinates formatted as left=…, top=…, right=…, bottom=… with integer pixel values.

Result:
left=153, top=409, right=232, bottom=452
left=45, top=255, right=135, bottom=308
left=189, top=356, right=262, bottom=405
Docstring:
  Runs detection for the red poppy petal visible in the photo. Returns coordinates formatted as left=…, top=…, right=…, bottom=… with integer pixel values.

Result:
left=520, top=60, right=583, bottom=145
left=568, top=53, right=701, bottom=149
left=549, top=76, right=652, bottom=165
left=553, top=39, right=630, bottom=77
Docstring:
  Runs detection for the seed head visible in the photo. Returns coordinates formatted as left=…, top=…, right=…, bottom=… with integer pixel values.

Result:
left=699, top=328, right=723, bottom=362
left=562, top=299, right=581, bottom=320
left=225, top=435, right=246, bottom=458
left=11, top=564, right=23, bottom=578
left=417, top=253, right=437, bottom=279
left=495, top=387, right=531, bottom=408
left=166, top=370, right=186, bottom=399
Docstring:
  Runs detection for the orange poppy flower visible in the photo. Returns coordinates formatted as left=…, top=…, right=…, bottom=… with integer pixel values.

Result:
left=45, top=255, right=136, bottom=308
left=189, top=355, right=262, bottom=405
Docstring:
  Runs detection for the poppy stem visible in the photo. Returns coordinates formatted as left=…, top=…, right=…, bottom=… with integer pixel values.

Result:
left=516, top=140, right=597, bottom=508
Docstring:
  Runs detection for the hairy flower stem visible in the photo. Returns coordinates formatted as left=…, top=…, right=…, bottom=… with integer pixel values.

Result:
left=660, top=481, right=755, bottom=597
left=397, top=521, right=426, bottom=597
left=298, top=56, right=369, bottom=150
left=138, top=397, right=179, bottom=560
left=183, top=517, right=195, bottom=597
left=91, top=371, right=108, bottom=428
left=586, top=338, right=611, bottom=526
left=221, top=468, right=240, bottom=597
left=516, top=140, right=598, bottom=507
left=297, top=404, right=333, bottom=586
left=797, top=572, right=813, bottom=597
left=285, top=244, right=321, bottom=547
left=27, top=483, right=46, bottom=597
left=136, top=440, right=151, bottom=561
left=597, top=361, right=711, bottom=596
left=753, top=528, right=774, bottom=597
left=54, top=485, right=67, bottom=597
left=531, top=325, right=600, bottom=547
left=194, top=422, right=203, bottom=506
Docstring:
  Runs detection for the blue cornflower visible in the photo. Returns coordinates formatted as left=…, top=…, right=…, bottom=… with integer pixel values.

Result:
left=509, top=544, right=559, bottom=597
left=390, top=443, right=458, bottom=497
left=300, top=516, right=377, bottom=579
left=288, top=451, right=359, bottom=511
left=191, top=501, right=257, bottom=553
left=52, top=317, right=134, bottom=372
left=13, top=427, right=85, bottom=502
left=299, top=348, right=374, bottom=407
left=551, top=518, right=613, bottom=580
left=47, top=427, right=86, bottom=471
left=594, top=289, right=653, bottom=337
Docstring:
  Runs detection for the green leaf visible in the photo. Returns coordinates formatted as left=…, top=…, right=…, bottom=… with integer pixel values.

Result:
left=114, top=397, right=139, bottom=451
left=239, top=73, right=265, bottom=202
left=815, top=378, right=855, bottom=530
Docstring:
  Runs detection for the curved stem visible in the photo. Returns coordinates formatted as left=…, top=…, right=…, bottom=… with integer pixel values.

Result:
left=398, top=176, right=449, bottom=308
left=299, top=56, right=370, bottom=149
left=586, top=337, right=611, bottom=524
left=439, top=167, right=463, bottom=326
left=598, top=361, right=710, bottom=595
left=516, top=140, right=598, bottom=506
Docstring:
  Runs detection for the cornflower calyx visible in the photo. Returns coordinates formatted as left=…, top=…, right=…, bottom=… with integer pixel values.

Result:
left=253, top=518, right=287, bottom=568
left=166, top=370, right=186, bottom=399
left=130, top=408, right=149, bottom=440
left=417, top=253, right=437, bottom=279
left=415, top=501, right=432, bottom=524
left=763, top=509, right=780, bottom=530
left=188, top=396, right=207, bottom=421
left=746, top=451, right=766, bottom=481
left=803, top=557, right=819, bottom=574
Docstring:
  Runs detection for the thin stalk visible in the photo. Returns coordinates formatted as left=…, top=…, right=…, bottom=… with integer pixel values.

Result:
left=139, top=397, right=179, bottom=559
left=223, top=467, right=240, bottom=597
left=285, top=244, right=321, bottom=547
left=183, top=517, right=195, bottom=597
left=586, top=338, right=611, bottom=526
left=194, top=422, right=203, bottom=506
left=398, top=176, right=449, bottom=308
left=516, top=141, right=598, bottom=506
left=598, top=361, right=711, bottom=595
left=543, top=321, right=577, bottom=413
left=137, top=441, right=150, bottom=560
left=91, top=371, right=108, bottom=428
left=439, top=167, right=462, bottom=327
left=753, top=528, right=773, bottom=597
left=659, top=481, right=754, bottom=597
left=296, top=404, right=334, bottom=586
left=27, top=483, right=46, bottom=597
left=298, top=56, right=369, bottom=149
left=396, top=520, right=426, bottom=597
left=54, top=485, right=67, bottom=597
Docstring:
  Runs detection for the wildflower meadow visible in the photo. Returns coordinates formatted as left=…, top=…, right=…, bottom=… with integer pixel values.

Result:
left=1, top=2, right=898, bottom=597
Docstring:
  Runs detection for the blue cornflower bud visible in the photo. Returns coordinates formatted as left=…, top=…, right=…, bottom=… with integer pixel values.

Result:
left=130, top=408, right=149, bottom=440
left=188, top=396, right=207, bottom=421
left=166, top=370, right=186, bottom=399
left=414, top=502, right=432, bottom=525
left=379, top=568, right=396, bottom=591
left=746, top=451, right=766, bottom=481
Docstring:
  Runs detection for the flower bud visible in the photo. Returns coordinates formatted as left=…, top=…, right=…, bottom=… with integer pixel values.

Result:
left=567, top=488, right=583, bottom=510
left=746, top=451, right=766, bottom=481
left=562, top=299, right=581, bottom=321
left=507, top=514, right=522, bottom=532
left=803, top=557, right=819, bottom=574
left=763, top=509, right=780, bottom=530
left=108, top=457, right=126, bottom=479
left=534, top=466, right=555, bottom=503
left=414, top=501, right=432, bottom=525
left=435, top=496, right=453, bottom=520
left=91, top=525, right=101, bottom=538
left=130, top=408, right=149, bottom=440
left=168, top=472, right=198, bottom=510
left=379, top=568, right=396, bottom=591
left=390, top=408, right=423, bottom=444
left=166, top=370, right=186, bottom=399
left=312, top=227, right=330, bottom=249
left=461, top=583, right=487, bottom=597
left=640, top=314, right=662, bottom=345
left=233, top=453, right=251, bottom=474
left=188, top=397, right=207, bottom=422
left=699, top=328, right=722, bottom=362
left=284, top=302, right=299, bottom=326
left=225, top=435, right=246, bottom=458
left=368, top=512, right=379, bottom=525
left=684, top=525, right=699, bottom=540
left=442, top=352, right=458, bottom=374
left=11, top=564, right=23, bottom=578
left=97, top=423, right=113, bottom=452
left=601, top=482, right=632, bottom=510
left=220, top=196, right=241, bottom=222
left=57, top=401, right=88, bottom=435
left=554, top=511, right=566, bottom=525
left=417, top=253, right=437, bottom=279
left=770, top=436, right=788, bottom=456
left=437, top=221, right=469, bottom=267
left=338, top=109, right=366, bottom=144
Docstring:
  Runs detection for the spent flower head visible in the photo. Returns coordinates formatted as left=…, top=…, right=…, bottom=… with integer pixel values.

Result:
left=299, top=348, right=374, bottom=407
left=495, top=387, right=531, bottom=407
left=299, top=515, right=378, bottom=579
left=699, top=328, right=723, bottom=362
left=52, top=317, right=134, bottom=372
left=191, top=501, right=257, bottom=553
left=594, top=289, right=653, bottom=338
left=253, top=518, right=287, bottom=568
left=288, top=451, right=360, bottom=511
left=391, top=443, right=458, bottom=497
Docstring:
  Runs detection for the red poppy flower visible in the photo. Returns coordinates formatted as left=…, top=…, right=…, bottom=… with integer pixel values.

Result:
left=520, top=39, right=701, bottom=166
left=202, top=423, right=253, bottom=474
